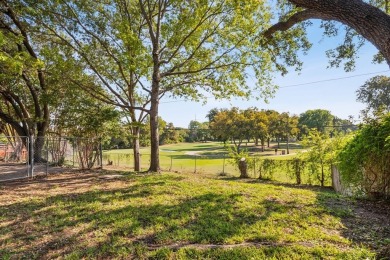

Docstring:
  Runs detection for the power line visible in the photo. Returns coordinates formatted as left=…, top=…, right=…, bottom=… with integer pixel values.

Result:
left=160, top=69, right=389, bottom=104
left=279, top=70, right=390, bottom=89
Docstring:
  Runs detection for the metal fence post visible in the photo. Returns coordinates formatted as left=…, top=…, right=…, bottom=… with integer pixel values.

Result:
left=253, top=156, right=256, bottom=177
left=30, top=136, right=34, bottom=178
left=26, top=136, right=30, bottom=178
left=222, top=153, right=225, bottom=175
left=46, top=139, right=49, bottom=176
left=73, top=140, right=75, bottom=167
left=99, top=139, right=103, bottom=169
left=194, top=155, right=197, bottom=173
left=170, top=155, right=173, bottom=171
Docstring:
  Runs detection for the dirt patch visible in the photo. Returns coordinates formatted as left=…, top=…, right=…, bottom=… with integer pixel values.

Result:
left=341, top=199, right=390, bottom=259
left=0, top=171, right=128, bottom=206
left=0, top=163, right=29, bottom=182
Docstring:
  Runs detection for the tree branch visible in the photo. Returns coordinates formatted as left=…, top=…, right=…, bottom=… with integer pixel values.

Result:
left=264, top=9, right=333, bottom=39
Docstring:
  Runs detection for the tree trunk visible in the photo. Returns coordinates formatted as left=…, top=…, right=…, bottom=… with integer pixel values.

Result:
left=268, top=0, right=390, bottom=66
left=286, top=135, right=290, bottom=154
left=148, top=64, right=160, bottom=172
left=321, top=163, right=325, bottom=187
left=239, top=158, right=249, bottom=178
left=132, top=126, right=141, bottom=171
left=34, top=134, right=46, bottom=163
left=267, top=137, right=270, bottom=147
left=261, top=138, right=265, bottom=152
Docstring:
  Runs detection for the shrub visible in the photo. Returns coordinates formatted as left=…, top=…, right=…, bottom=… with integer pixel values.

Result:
left=337, top=113, right=390, bottom=198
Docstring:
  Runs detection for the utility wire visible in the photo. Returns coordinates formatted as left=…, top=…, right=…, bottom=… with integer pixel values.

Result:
left=160, top=70, right=389, bottom=104
left=279, top=70, right=390, bottom=89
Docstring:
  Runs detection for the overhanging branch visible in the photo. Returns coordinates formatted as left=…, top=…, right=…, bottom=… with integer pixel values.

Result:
left=264, top=9, right=333, bottom=39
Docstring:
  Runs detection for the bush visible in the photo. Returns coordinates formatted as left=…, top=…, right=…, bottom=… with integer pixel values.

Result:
left=337, top=113, right=390, bottom=198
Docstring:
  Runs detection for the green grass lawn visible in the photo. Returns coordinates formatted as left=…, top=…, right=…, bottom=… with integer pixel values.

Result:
left=1, top=171, right=386, bottom=259
left=102, top=142, right=306, bottom=180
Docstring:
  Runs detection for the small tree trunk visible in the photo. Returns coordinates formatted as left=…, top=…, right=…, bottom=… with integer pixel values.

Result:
left=321, top=164, right=324, bottom=187
left=239, top=158, right=249, bottom=178
left=132, top=127, right=141, bottom=171
left=286, top=135, right=290, bottom=154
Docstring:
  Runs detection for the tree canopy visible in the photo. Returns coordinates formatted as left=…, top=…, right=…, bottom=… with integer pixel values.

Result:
left=1, top=0, right=390, bottom=173
left=267, top=0, right=390, bottom=69
left=298, top=109, right=334, bottom=135
left=357, top=75, right=390, bottom=118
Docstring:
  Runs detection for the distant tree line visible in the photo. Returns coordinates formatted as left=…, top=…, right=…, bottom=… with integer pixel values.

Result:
left=102, top=108, right=356, bottom=151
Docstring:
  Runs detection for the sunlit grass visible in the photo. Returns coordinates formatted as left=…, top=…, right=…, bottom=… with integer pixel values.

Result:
left=0, top=172, right=374, bottom=259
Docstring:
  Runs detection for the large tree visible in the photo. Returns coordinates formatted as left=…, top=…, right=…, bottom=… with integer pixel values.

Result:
left=17, top=0, right=285, bottom=172
left=136, top=0, right=278, bottom=171
left=357, top=75, right=390, bottom=118
left=22, top=0, right=150, bottom=171
left=0, top=2, right=50, bottom=161
left=298, top=109, right=334, bottom=135
left=266, top=0, right=390, bottom=69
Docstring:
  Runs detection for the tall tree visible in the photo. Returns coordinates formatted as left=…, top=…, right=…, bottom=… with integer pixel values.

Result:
left=25, top=0, right=149, bottom=171
left=280, top=112, right=299, bottom=154
left=137, top=0, right=278, bottom=171
left=0, top=2, right=49, bottom=161
left=265, top=110, right=281, bottom=147
left=357, top=75, right=390, bottom=118
left=298, top=109, right=334, bottom=135
left=243, top=108, right=268, bottom=150
left=210, top=108, right=250, bottom=152
left=26, top=0, right=281, bottom=172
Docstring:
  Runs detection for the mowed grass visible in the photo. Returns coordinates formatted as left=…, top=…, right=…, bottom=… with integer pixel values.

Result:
left=0, top=171, right=375, bottom=259
left=103, top=142, right=304, bottom=179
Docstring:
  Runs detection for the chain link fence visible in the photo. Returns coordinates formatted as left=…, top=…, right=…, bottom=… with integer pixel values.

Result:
left=0, top=136, right=30, bottom=182
left=0, top=136, right=102, bottom=181
left=102, top=152, right=238, bottom=175
left=102, top=151, right=333, bottom=186
left=32, top=137, right=102, bottom=176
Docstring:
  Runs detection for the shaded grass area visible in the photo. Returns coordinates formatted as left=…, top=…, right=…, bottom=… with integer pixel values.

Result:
left=0, top=171, right=385, bottom=259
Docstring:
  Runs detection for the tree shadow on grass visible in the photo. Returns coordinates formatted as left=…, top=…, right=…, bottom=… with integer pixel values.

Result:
left=316, top=192, right=390, bottom=259
left=0, top=185, right=296, bottom=259
left=1, top=172, right=383, bottom=259
left=219, top=176, right=390, bottom=258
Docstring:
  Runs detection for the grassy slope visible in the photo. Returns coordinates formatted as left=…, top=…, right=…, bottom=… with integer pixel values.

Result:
left=0, top=171, right=375, bottom=259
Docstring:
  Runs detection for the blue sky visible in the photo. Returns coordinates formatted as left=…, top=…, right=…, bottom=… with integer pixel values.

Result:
left=159, top=24, right=389, bottom=128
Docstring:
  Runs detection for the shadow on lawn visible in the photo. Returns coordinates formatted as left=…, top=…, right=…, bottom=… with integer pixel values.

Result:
left=316, top=193, right=390, bottom=259
left=220, top=176, right=390, bottom=258
left=1, top=182, right=295, bottom=259
left=1, top=173, right=388, bottom=259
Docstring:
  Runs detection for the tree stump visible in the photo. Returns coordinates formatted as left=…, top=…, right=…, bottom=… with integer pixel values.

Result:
left=239, top=158, right=249, bottom=178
